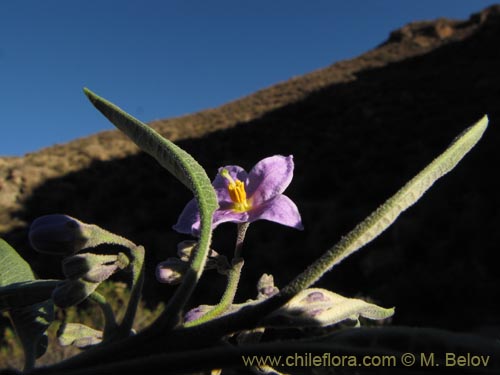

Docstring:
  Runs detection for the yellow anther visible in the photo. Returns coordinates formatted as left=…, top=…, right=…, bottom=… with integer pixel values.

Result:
left=228, top=179, right=247, bottom=204
left=220, top=169, right=251, bottom=212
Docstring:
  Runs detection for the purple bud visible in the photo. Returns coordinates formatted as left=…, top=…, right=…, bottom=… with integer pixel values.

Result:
left=257, top=274, right=279, bottom=299
left=156, top=258, right=188, bottom=285
left=303, top=291, right=328, bottom=303
left=184, top=305, right=212, bottom=323
left=29, top=214, right=90, bottom=255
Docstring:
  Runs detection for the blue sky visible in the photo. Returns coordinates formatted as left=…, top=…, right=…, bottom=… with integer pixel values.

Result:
left=0, top=0, right=497, bottom=156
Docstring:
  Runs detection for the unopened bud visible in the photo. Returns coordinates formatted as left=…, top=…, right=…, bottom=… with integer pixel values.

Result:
left=184, top=304, right=212, bottom=323
left=62, top=252, right=130, bottom=283
left=177, top=240, right=220, bottom=265
left=156, top=258, right=188, bottom=285
left=29, top=215, right=92, bottom=255
left=176, top=240, right=198, bottom=261
left=257, top=273, right=279, bottom=299
left=52, top=279, right=99, bottom=308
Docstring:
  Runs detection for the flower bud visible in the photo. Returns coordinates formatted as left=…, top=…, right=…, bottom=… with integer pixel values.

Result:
left=29, top=215, right=91, bottom=255
left=62, top=252, right=130, bottom=283
left=184, top=304, right=212, bottom=323
left=257, top=273, right=279, bottom=299
left=176, top=240, right=198, bottom=261
left=52, top=279, right=99, bottom=308
left=156, top=258, right=188, bottom=285
left=177, top=240, right=220, bottom=266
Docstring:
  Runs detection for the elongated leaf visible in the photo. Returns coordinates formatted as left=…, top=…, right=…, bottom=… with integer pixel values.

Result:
left=0, top=280, right=60, bottom=310
left=83, top=88, right=217, bottom=212
left=0, top=238, right=54, bottom=367
left=281, top=115, right=489, bottom=295
left=83, top=88, right=217, bottom=328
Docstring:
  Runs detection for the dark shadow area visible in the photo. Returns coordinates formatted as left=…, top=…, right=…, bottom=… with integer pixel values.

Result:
left=3, top=13, right=500, bottom=333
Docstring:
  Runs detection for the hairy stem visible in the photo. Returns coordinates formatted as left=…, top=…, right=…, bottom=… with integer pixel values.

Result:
left=185, top=223, right=249, bottom=327
left=115, top=245, right=145, bottom=338
left=89, top=291, right=117, bottom=340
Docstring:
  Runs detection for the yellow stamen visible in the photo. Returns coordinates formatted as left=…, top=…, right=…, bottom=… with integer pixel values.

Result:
left=220, top=169, right=251, bottom=212
left=228, top=179, right=246, bottom=204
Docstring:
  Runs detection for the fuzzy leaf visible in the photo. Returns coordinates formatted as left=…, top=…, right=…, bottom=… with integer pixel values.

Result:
left=58, top=322, right=103, bottom=348
left=281, top=115, right=489, bottom=294
left=264, top=288, right=394, bottom=327
left=0, top=280, right=60, bottom=310
left=0, top=238, right=34, bottom=286
left=84, top=88, right=217, bottom=327
left=0, top=239, right=54, bottom=365
left=10, top=300, right=54, bottom=360
left=83, top=88, right=217, bottom=213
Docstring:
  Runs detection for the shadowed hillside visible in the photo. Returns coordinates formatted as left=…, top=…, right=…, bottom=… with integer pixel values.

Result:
left=1, top=5, right=500, bottom=333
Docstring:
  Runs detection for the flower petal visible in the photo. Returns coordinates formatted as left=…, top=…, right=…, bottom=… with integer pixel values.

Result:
left=172, top=199, right=200, bottom=234
left=248, top=194, right=303, bottom=230
left=173, top=198, right=250, bottom=236
left=212, top=209, right=250, bottom=228
left=246, top=155, right=294, bottom=205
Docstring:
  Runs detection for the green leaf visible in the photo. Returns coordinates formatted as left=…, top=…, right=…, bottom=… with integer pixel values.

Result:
left=0, top=238, right=35, bottom=286
left=0, top=280, right=60, bottom=310
left=82, top=88, right=217, bottom=211
left=280, top=115, right=489, bottom=296
left=83, top=88, right=217, bottom=329
left=263, top=288, right=394, bottom=328
left=58, top=322, right=103, bottom=348
left=10, top=300, right=54, bottom=361
left=0, top=238, right=55, bottom=368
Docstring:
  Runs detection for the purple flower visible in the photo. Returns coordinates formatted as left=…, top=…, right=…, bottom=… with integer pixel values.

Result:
left=173, top=155, right=303, bottom=235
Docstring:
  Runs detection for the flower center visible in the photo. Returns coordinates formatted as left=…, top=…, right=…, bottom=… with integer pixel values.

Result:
left=220, top=169, right=251, bottom=212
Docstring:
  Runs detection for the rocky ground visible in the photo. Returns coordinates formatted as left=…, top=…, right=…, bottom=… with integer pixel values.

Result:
left=1, top=5, right=500, bottom=337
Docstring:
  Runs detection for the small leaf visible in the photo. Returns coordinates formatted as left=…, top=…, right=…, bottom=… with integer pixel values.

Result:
left=264, top=288, right=394, bottom=328
left=58, top=322, right=103, bottom=348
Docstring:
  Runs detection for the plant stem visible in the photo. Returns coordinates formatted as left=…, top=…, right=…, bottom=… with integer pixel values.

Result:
left=89, top=291, right=117, bottom=340
left=115, top=245, right=145, bottom=338
left=185, top=223, right=249, bottom=327
left=149, top=209, right=214, bottom=331
left=234, top=222, right=249, bottom=259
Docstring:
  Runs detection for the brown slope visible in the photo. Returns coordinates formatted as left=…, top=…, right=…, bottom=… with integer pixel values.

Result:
left=0, top=7, right=484, bottom=232
left=1, top=5, right=500, bottom=330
